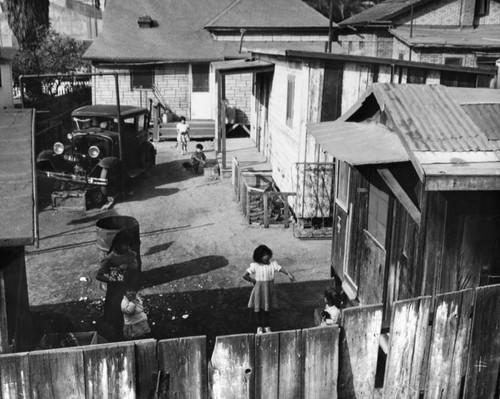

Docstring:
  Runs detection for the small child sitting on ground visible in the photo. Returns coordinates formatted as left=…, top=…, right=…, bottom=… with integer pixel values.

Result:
left=190, top=144, right=207, bottom=173
left=121, top=288, right=151, bottom=339
left=314, top=287, right=342, bottom=326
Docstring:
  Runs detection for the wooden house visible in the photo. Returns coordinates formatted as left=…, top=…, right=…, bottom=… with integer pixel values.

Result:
left=226, top=46, right=495, bottom=236
left=338, top=0, right=500, bottom=77
left=307, top=83, right=500, bottom=322
left=83, top=0, right=330, bottom=136
left=0, top=109, right=37, bottom=352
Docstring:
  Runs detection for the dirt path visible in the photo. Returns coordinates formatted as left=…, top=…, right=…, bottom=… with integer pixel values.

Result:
left=26, top=139, right=333, bottom=349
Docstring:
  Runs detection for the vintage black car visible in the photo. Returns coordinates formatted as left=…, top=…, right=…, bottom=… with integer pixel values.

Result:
left=37, top=105, right=156, bottom=201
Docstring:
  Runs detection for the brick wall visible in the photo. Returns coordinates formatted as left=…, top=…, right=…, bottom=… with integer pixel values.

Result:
left=478, top=0, right=500, bottom=24
left=225, top=73, right=252, bottom=124
left=92, top=64, right=191, bottom=116
left=396, top=0, right=461, bottom=25
left=155, top=64, right=190, bottom=117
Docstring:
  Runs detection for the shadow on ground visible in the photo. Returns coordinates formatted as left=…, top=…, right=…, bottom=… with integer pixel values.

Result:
left=30, top=279, right=335, bottom=356
left=141, top=255, right=228, bottom=288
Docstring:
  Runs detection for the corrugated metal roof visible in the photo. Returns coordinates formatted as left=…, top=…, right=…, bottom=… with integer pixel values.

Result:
left=390, top=25, right=500, bottom=49
left=0, top=109, right=36, bottom=246
left=308, top=121, right=410, bottom=165
left=84, top=0, right=329, bottom=62
left=339, top=0, right=429, bottom=26
left=369, top=84, right=500, bottom=152
left=462, top=104, right=500, bottom=141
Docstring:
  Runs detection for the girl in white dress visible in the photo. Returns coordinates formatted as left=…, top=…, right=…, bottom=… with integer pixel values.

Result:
left=243, top=245, right=295, bottom=334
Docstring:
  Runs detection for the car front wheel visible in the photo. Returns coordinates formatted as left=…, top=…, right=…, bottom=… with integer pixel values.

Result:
left=100, top=163, right=123, bottom=197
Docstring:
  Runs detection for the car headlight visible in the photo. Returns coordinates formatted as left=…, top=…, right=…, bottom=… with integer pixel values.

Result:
left=67, top=133, right=73, bottom=140
left=53, top=142, right=64, bottom=155
left=88, top=146, right=100, bottom=158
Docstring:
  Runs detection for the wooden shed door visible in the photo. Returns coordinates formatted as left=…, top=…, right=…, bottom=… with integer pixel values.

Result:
left=255, top=72, right=272, bottom=157
left=331, top=161, right=351, bottom=278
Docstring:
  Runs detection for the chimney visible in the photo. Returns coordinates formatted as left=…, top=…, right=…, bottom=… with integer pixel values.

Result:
left=138, top=15, right=154, bottom=28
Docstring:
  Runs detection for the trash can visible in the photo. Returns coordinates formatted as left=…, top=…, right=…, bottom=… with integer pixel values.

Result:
left=95, top=216, right=141, bottom=270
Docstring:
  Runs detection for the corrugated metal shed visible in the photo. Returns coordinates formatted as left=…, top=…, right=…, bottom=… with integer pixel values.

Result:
left=0, top=109, right=36, bottom=246
left=370, top=84, right=500, bottom=153
left=339, top=0, right=430, bottom=26
left=338, top=84, right=500, bottom=190
left=390, top=25, right=500, bottom=49
left=84, top=0, right=329, bottom=62
left=308, top=121, right=410, bottom=165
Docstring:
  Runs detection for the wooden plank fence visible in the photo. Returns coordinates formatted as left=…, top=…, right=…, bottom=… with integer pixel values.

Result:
left=0, top=327, right=339, bottom=399
left=1, top=284, right=500, bottom=398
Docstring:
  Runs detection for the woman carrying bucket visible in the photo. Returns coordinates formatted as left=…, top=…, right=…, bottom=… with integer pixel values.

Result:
left=96, top=231, right=141, bottom=337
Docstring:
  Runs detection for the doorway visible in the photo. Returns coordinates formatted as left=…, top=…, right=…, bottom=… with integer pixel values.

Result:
left=191, top=63, right=212, bottom=120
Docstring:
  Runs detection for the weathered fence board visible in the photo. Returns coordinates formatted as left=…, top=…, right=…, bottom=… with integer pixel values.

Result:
left=158, top=335, right=207, bottom=399
left=134, top=339, right=158, bottom=399
left=425, top=290, right=474, bottom=399
left=209, top=334, right=254, bottom=399
left=83, top=342, right=136, bottom=399
left=255, top=332, right=279, bottom=398
left=29, top=347, right=85, bottom=399
left=278, top=329, right=303, bottom=399
left=303, top=326, right=339, bottom=399
left=0, top=352, right=29, bottom=399
left=464, top=284, right=500, bottom=399
left=383, top=296, right=431, bottom=398
left=339, top=304, right=383, bottom=399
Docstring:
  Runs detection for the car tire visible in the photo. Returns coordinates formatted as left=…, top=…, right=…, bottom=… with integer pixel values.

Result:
left=100, top=163, right=123, bottom=197
left=143, top=147, right=156, bottom=170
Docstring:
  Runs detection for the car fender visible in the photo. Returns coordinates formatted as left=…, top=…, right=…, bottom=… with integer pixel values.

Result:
left=98, top=156, right=120, bottom=169
left=37, top=149, right=55, bottom=163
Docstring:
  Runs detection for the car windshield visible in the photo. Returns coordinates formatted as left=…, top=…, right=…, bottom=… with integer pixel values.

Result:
left=72, top=117, right=117, bottom=132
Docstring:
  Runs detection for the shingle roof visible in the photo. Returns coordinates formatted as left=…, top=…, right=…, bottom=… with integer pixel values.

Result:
left=206, top=0, right=330, bottom=29
left=390, top=25, right=500, bottom=49
left=85, top=0, right=329, bottom=62
left=339, top=0, right=430, bottom=26
left=344, top=84, right=500, bottom=153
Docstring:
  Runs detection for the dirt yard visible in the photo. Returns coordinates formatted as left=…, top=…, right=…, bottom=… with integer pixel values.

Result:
left=26, top=139, right=334, bottom=352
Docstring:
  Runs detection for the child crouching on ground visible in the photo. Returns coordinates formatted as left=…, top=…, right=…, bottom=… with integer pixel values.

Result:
left=314, top=287, right=342, bottom=326
left=121, top=288, right=151, bottom=340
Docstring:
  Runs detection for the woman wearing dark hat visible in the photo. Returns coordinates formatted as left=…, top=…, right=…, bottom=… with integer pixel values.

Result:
left=96, top=231, right=140, bottom=336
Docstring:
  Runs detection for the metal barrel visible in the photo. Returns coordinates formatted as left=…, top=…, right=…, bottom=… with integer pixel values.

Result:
left=95, top=216, right=141, bottom=270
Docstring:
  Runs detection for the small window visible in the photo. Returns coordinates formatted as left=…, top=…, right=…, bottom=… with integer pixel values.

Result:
left=192, top=63, right=209, bottom=92
left=286, top=76, right=295, bottom=128
left=476, top=0, right=490, bottom=16
left=407, top=68, right=426, bottom=84
left=367, top=170, right=390, bottom=246
left=444, top=57, right=463, bottom=67
left=131, top=66, right=154, bottom=90
left=335, top=160, right=350, bottom=208
left=358, top=41, right=364, bottom=51
left=348, top=41, right=353, bottom=53
left=123, top=117, right=137, bottom=134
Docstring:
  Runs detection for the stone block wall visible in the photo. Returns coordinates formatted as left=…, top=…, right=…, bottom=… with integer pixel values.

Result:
left=225, top=73, right=252, bottom=125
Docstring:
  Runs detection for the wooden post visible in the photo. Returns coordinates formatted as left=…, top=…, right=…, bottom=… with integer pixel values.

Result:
left=0, top=272, right=8, bottom=353
left=221, top=74, right=227, bottom=170
left=152, top=105, right=160, bottom=142
left=284, top=195, right=290, bottom=228
left=215, top=71, right=222, bottom=153
left=263, top=193, right=269, bottom=228
left=246, top=189, right=251, bottom=223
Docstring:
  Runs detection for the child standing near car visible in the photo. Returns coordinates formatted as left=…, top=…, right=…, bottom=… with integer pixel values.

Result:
left=243, top=245, right=296, bottom=334
left=176, top=116, right=190, bottom=155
